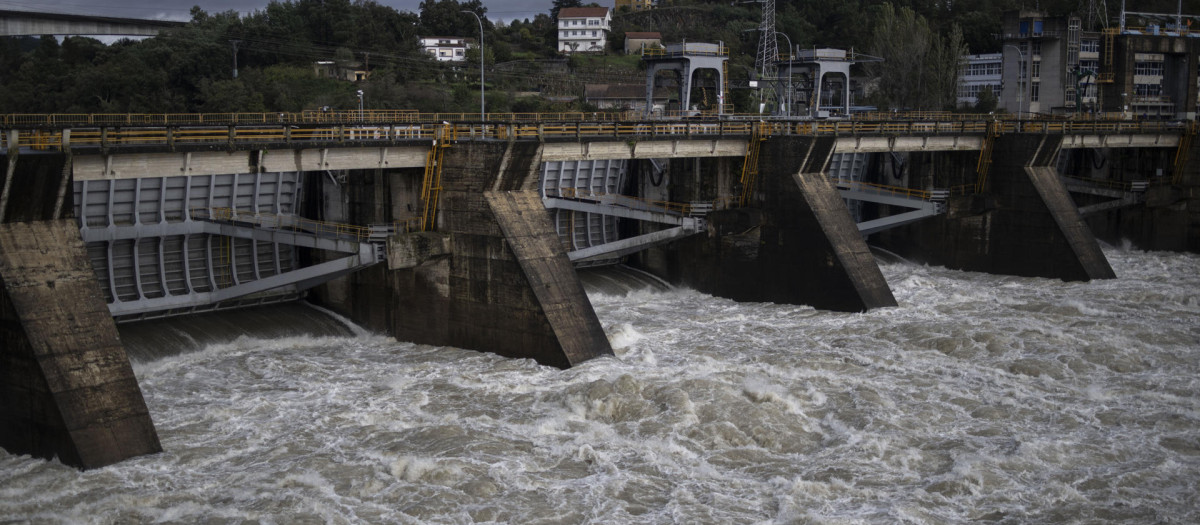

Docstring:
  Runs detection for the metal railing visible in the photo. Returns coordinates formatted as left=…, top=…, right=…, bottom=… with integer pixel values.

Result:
left=1060, top=174, right=1159, bottom=192
left=1, top=113, right=1191, bottom=152
left=192, top=207, right=374, bottom=241
left=834, top=179, right=936, bottom=201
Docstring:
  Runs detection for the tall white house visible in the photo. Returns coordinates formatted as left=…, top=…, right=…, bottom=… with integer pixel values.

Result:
left=557, top=7, right=611, bottom=54
left=420, top=36, right=472, bottom=62
left=957, top=53, right=1003, bottom=108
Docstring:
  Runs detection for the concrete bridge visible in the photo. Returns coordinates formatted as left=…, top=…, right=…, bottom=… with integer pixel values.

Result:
left=2, top=111, right=1197, bottom=469
left=0, top=9, right=184, bottom=37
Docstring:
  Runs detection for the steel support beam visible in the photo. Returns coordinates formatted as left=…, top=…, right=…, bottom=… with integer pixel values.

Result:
left=855, top=208, right=943, bottom=235
left=543, top=197, right=694, bottom=226
left=108, top=248, right=375, bottom=317
left=568, top=225, right=700, bottom=262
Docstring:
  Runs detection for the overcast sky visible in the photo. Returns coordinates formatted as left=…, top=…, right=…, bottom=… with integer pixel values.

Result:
left=0, top=0, right=553, bottom=23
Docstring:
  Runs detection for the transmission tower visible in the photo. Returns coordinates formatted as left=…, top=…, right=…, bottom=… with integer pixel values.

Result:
left=754, top=0, right=778, bottom=74
left=1081, top=0, right=1109, bottom=31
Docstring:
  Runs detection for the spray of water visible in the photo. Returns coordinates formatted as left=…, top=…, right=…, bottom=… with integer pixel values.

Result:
left=1, top=248, right=1197, bottom=523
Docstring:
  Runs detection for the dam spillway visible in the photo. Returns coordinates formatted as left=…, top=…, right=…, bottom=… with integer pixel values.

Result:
left=2, top=113, right=1199, bottom=468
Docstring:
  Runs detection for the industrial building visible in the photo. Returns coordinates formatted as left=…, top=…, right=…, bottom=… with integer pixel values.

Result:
left=998, top=8, right=1200, bottom=119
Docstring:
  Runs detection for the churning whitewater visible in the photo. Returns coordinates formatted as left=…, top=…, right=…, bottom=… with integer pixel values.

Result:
left=1, top=246, right=1198, bottom=523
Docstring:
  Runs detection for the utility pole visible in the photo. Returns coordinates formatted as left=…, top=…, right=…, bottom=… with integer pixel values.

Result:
left=230, top=40, right=241, bottom=79
left=461, top=10, right=485, bottom=121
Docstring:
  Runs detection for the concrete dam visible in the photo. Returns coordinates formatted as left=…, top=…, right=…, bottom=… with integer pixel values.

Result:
left=2, top=113, right=1197, bottom=469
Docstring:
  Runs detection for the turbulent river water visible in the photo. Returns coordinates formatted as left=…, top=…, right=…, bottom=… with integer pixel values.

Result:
left=2, top=246, right=1198, bottom=524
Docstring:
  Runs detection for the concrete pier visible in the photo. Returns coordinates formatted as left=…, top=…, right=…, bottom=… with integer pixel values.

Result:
left=314, top=142, right=614, bottom=368
left=880, top=135, right=1116, bottom=280
left=0, top=220, right=161, bottom=469
left=639, top=136, right=897, bottom=312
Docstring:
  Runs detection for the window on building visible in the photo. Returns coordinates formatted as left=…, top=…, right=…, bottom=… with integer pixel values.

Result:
left=1019, top=61, right=1028, bottom=78
left=1081, top=39, right=1099, bottom=53
left=592, top=31, right=598, bottom=37
left=1020, top=21, right=1029, bottom=35
left=1033, top=20, right=1043, bottom=36
left=1135, top=83, right=1163, bottom=96
left=1134, top=61, right=1165, bottom=76
left=1031, top=82, right=1040, bottom=101
left=1032, top=41, right=1041, bottom=56
left=1031, top=61, right=1040, bottom=78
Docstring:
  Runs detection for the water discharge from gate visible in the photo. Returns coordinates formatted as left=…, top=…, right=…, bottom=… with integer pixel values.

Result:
left=1, top=246, right=1197, bottom=523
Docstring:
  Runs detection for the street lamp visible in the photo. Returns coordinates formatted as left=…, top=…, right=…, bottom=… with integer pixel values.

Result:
left=1004, top=44, right=1025, bottom=119
left=356, top=89, right=364, bottom=121
left=461, top=10, right=485, bottom=121
left=775, top=31, right=793, bottom=117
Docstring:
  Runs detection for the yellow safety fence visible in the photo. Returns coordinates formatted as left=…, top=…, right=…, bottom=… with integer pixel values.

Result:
left=837, top=180, right=935, bottom=201
left=2, top=114, right=1191, bottom=152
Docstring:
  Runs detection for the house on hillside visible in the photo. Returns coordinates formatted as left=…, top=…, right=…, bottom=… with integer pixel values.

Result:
left=420, top=36, right=472, bottom=62
left=624, top=32, right=662, bottom=54
left=558, top=7, right=611, bottom=54
left=313, top=61, right=369, bottom=82
left=615, top=0, right=653, bottom=12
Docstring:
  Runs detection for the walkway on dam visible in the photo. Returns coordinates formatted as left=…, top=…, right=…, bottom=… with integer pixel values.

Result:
left=2, top=111, right=1191, bottom=159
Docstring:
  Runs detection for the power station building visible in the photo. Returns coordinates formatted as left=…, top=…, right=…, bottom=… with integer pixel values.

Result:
left=996, top=9, right=1200, bottom=119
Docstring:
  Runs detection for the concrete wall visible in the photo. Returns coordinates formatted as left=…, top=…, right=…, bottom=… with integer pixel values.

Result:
left=0, top=220, right=161, bottom=469
left=878, top=134, right=1115, bottom=280
left=312, top=142, right=613, bottom=368
left=635, top=136, right=897, bottom=312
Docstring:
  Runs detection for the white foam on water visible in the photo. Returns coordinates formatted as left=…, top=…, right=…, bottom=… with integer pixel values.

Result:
left=1, top=247, right=1197, bottom=522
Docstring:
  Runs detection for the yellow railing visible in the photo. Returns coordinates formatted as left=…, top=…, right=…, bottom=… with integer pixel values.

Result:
left=837, top=179, right=933, bottom=201
left=3, top=113, right=1191, bottom=152
left=419, top=124, right=453, bottom=232
left=738, top=121, right=767, bottom=207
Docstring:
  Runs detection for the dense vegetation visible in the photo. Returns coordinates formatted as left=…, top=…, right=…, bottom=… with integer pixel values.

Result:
left=1, top=0, right=1195, bottom=114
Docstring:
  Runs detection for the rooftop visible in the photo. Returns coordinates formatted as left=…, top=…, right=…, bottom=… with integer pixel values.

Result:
left=559, top=7, right=610, bottom=18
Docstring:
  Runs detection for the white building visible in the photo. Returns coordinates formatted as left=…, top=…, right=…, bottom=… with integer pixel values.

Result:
left=957, top=53, right=1002, bottom=108
left=557, top=7, right=611, bottom=54
left=420, top=36, right=472, bottom=62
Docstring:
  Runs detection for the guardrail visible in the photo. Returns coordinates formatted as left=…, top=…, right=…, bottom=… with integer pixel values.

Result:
left=1, top=116, right=1189, bottom=152
left=192, top=207, right=375, bottom=241
left=834, top=179, right=935, bottom=201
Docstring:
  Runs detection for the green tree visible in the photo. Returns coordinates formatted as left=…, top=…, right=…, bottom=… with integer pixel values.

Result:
left=867, top=3, right=964, bottom=111
left=419, top=0, right=489, bottom=37
left=974, top=85, right=998, bottom=113
left=552, top=0, right=583, bottom=19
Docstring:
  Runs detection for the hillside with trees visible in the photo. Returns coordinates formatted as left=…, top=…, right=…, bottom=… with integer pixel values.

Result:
left=1, top=0, right=1193, bottom=114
